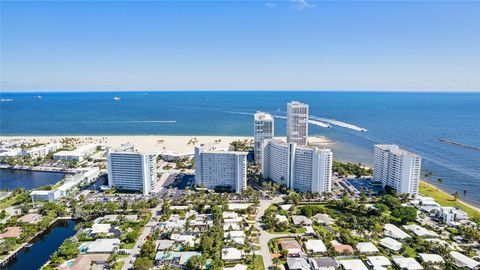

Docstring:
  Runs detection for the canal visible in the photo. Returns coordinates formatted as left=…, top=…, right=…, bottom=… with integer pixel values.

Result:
left=1, top=219, right=77, bottom=270
left=0, top=169, right=65, bottom=190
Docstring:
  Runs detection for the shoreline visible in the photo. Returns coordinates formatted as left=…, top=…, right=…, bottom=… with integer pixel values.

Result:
left=0, top=135, right=333, bottom=154
left=420, top=181, right=480, bottom=216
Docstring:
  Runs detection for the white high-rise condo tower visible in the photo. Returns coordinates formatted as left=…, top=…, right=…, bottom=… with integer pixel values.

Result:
left=261, top=140, right=332, bottom=193
left=107, top=146, right=157, bottom=195
left=373, top=144, right=421, bottom=196
left=287, top=101, right=309, bottom=146
left=195, top=146, right=247, bottom=193
left=254, top=111, right=274, bottom=165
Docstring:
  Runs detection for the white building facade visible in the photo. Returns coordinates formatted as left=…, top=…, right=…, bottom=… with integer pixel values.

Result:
left=254, top=111, right=274, bottom=165
left=20, top=142, right=62, bottom=159
left=194, top=146, right=247, bottom=193
left=53, top=144, right=100, bottom=162
left=107, top=149, right=157, bottom=195
left=373, top=144, right=421, bottom=196
left=262, top=140, right=332, bottom=193
left=287, top=101, right=309, bottom=146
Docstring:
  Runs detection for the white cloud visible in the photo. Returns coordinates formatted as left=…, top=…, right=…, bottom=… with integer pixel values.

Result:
left=292, top=0, right=316, bottom=9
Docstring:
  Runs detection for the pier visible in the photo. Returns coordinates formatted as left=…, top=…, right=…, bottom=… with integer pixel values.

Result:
left=436, top=138, right=480, bottom=151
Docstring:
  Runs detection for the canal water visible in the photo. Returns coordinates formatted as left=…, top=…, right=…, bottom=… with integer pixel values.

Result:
left=0, top=169, right=65, bottom=190
left=1, top=219, right=77, bottom=270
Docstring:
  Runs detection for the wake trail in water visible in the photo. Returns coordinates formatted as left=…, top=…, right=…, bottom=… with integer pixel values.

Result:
left=223, top=111, right=332, bottom=128
left=310, top=115, right=368, bottom=132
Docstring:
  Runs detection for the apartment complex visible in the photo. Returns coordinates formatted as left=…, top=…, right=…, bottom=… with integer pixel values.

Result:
left=107, top=147, right=157, bottom=195
left=287, top=101, right=309, bottom=146
left=194, top=146, right=247, bottom=193
left=373, top=144, right=421, bottom=196
left=261, top=140, right=332, bottom=193
left=253, top=111, right=274, bottom=164
left=20, top=142, right=62, bottom=159
left=53, top=143, right=101, bottom=162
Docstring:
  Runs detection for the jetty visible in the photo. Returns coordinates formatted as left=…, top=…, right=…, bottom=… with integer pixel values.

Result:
left=436, top=138, right=480, bottom=151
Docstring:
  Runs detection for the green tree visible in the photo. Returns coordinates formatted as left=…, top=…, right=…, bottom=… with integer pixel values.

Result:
left=133, top=257, right=153, bottom=270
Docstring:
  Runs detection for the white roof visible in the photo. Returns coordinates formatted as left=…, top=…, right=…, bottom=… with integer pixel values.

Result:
left=305, top=239, right=327, bottom=253
left=223, top=212, right=239, bottom=219
left=450, top=251, right=480, bottom=269
left=279, top=204, right=293, bottom=211
left=223, top=223, right=241, bottom=231
left=304, top=226, right=315, bottom=235
left=276, top=215, right=288, bottom=223
left=83, top=238, right=120, bottom=253
left=225, top=231, right=245, bottom=238
left=254, top=111, right=274, bottom=121
left=222, top=248, right=244, bottom=261
left=384, top=223, right=411, bottom=239
left=379, top=237, right=402, bottom=251
left=392, top=256, right=423, bottom=270
left=89, top=223, right=113, bottom=234
left=403, top=224, right=438, bottom=237
left=338, top=259, right=369, bottom=270
left=418, top=253, right=445, bottom=264
left=356, top=242, right=379, bottom=253
left=366, top=256, right=392, bottom=268
left=228, top=203, right=252, bottom=210
left=291, top=215, right=312, bottom=225
left=312, top=213, right=334, bottom=225
left=54, top=144, right=98, bottom=157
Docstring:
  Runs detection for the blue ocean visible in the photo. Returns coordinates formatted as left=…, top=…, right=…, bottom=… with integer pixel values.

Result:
left=1, top=91, right=479, bottom=205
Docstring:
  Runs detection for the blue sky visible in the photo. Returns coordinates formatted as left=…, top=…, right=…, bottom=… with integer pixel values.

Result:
left=1, top=0, right=479, bottom=92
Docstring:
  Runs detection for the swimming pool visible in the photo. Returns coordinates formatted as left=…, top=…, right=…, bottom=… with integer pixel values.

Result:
left=346, top=178, right=384, bottom=195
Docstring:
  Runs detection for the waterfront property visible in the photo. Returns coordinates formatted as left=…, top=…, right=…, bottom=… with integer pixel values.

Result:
left=253, top=111, right=274, bottom=165
left=194, top=146, right=247, bottom=193
left=287, top=101, right=309, bottom=146
left=262, top=139, right=332, bottom=193
left=53, top=143, right=101, bottom=162
left=107, top=145, right=157, bottom=195
left=373, top=144, right=421, bottom=196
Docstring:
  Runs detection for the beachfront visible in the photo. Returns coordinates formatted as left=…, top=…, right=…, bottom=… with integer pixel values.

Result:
left=0, top=135, right=333, bottom=154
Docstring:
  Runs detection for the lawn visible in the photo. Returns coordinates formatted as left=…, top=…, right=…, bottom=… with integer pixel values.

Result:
left=419, top=181, right=480, bottom=218
left=120, top=242, right=135, bottom=249
left=248, top=255, right=265, bottom=270
left=0, top=194, right=22, bottom=209
left=113, top=261, right=125, bottom=270
left=269, top=227, right=306, bottom=234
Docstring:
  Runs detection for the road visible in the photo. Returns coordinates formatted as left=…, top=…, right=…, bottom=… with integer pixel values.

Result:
left=120, top=204, right=162, bottom=270
left=254, top=197, right=303, bottom=270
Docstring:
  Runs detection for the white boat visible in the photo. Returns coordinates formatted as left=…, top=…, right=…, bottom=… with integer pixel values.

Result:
left=0, top=98, right=13, bottom=102
left=113, top=97, right=121, bottom=101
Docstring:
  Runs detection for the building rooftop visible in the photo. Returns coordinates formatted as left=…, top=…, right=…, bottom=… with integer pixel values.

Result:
left=418, top=253, right=445, bottom=264
left=384, top=223, right=411, bottom=239
left=221, top=247, right=244, bottom=261
left=356, top=242, right=379, bottom=253
left=286, top=258, right=310, bottom=270
left=291, top=215, right=312, bottom=226
left=391, top=256, right=424, bottom=270
left=450, top=251, right=480, bottom=269
left=309, top=257, right=337, bottom=269
left=366, top=256, right=392, bottom=268
left=305, top=240, right=327, bottom=253
left=254, top=111, right=274, bottom=121
left=379, top=237, right=402, bottom=251
left=338, top=259, right=369, bottom=270
left=81, top=238, right=120, bottom=253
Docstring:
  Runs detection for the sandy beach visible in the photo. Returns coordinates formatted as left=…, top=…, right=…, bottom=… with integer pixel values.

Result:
left=0, top=135, right=333, bottom=154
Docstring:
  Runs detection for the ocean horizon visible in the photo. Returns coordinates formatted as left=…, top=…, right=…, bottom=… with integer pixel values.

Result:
left=1, top=91, right=479, bottom=206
